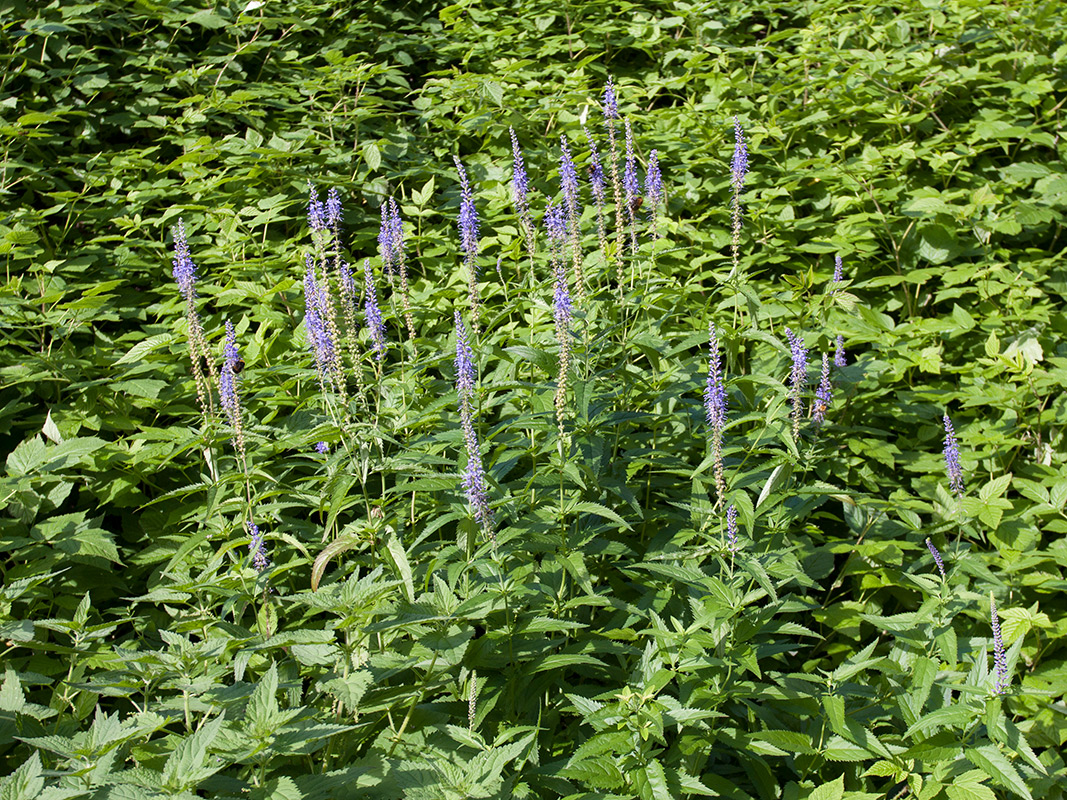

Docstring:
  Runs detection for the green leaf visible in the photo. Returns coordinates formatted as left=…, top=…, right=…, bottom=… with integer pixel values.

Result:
left=382, top=533, right=415, bottom=603
left=810, top=774, right=844, bottom=800
left=632, top=760, right=671, bottom=800
left=945, top=771, right=997, bottom=800
left=364, top=141, right=382, bottom=172
left=569, top=501, right=631, bottom=529
left=965, top=745, right=1033, bottom=800
left=0, top=751, right=43, bottom=800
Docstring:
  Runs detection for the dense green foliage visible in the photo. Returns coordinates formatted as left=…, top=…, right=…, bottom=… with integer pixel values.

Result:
left=2, top=0, right=1066, bottom=798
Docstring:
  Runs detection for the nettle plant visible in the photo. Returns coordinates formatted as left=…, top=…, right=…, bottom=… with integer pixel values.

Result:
left=3, top=81, right=1056, bottom=800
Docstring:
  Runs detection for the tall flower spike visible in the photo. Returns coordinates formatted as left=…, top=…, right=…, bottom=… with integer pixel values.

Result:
left=645, top=150, right=662, bottom=220
left=991, top=593, right=1008, bottom=694
left=455, top=156, right=481, bottom=330
left=387, top=197, right=417, bottom=344
left=454, top=309, right=477, bottom=409
left=307, top=181, right=327, bottom=234
left=731, top=116, right=750, bottom=194
left=364, top=259, right=387, bottom=361
left=454, top=155, right=479, bottom=269
left=326, top=187, right=342, bottom=232
left=730, top=117, right=749, bottom=274
left=548, top=203, right=573, bottom=437
left=834, top=334, right=847, bottom=368
left=559, top=136, right=584, bottom=303
left=833, top=255, right=844, bottom=284
left=623, top=119, right=640, bottom=255
left=785, top=328, right=808, bottom=438
left=248, top=521, right=270, bottom=573
left=172, top=219, right=197, bottom=303
left=704, top=324, right=728, bottom=506
left=726, top=504, right=739, bottom=553
left=454, top=312, right=494, bottom=543
left=925, top=538, right=946, bottom=579
left=943, top=414, right=964, bottom=497
left=219, top=320, right=246, bottom=464
left=171, top=220, right=215, bottom=417
left=603, top=76, right=619, bottom=120
left=304, top=256, right=336, bottom=390
left=584, top=127, right=609, bottom=263
left=378, top=203, right=396, bottom=280
left=813, top=353, right=833, bottom=426
left=510, top=127, right=534, bottom=260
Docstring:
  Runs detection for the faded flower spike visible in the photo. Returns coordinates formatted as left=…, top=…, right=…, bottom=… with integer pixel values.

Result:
left=813, top=353, right=833, bottom=426
left=990, top=592, right=1008, bottom=694
left=943, top=414, right=964, bottom=497
left=248, top=521, right=270, bottom=573
left=925, top=538, right=946, bottom=579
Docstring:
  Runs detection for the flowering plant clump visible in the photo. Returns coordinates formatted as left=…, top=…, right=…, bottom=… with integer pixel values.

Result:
left=15, top=26, right=1056, bottom=797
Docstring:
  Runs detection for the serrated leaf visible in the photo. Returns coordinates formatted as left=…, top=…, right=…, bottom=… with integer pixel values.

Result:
left=633, top=760, right=671, bottom=800
left=810, top=774, right=844, bottom=800
left=560, top=758, right=625, bottom=789
left=945, top=771, right=996, bottom=800
left=965, top=745, right=1032, bottom=800
left=569, top=501, right=631, bottom=529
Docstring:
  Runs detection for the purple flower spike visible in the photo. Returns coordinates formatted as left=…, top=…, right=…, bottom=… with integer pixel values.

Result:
left=726, top=504, right=739, bottom=552
left=307, top=181, right=326, bottom=233
left=785, top=328, right=808, bottom=436
left=454, top=155, right=480, bottom=273
left=704, top=324, right=727, bottom=433
left=587, top=133, right=606, bottom=206
left=220, top=321, right=241, bottom=425
left=545, top=202, right=567, bottom=246
left=991, top=593, right=1008, bottom=694
left=731, top=117, right=749, bottom=194
left=925, top=538, right=946, bottom=579
left=454, top=310, right=477, bottom=408
left=813, top=353, right=833, bottom=426
left=833, top=255, right=844, bottom=284
left=326, top=187, right=342, bottom=230
left=943, top=414, right=964, bottom=497
left=834, top=335, right=847, bottom=368
left=364, top=259, right=387, bottom=361
left=454, top=312, right=493, bottom=541
left=603, top=76, right=619, bottom=120
left=645, top=150, right=663, bottom=210
left=304, top=256, right=336, bottom=383
left=315, top=441, right=329, bottom=455
left=623, top=119, right=639, bottom=213
left=559, top=135, right=580, bottom=217
left=248, top=521, right=270, bottom=573
left=171, top=219, right=197, bottom=302
left=510, top=127, right=529, bottom=212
